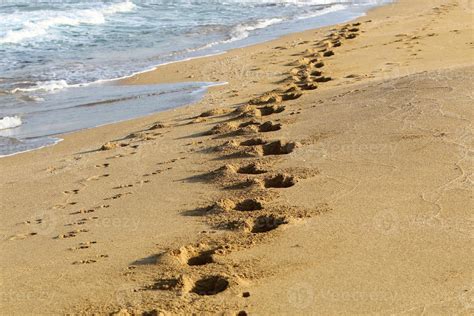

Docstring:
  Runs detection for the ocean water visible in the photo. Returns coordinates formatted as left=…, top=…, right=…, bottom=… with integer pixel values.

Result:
left=0, top=0, right=389, bottom=157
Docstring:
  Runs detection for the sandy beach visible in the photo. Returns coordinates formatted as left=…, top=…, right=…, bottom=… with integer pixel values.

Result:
left=0, top=0, right=473, bottom=314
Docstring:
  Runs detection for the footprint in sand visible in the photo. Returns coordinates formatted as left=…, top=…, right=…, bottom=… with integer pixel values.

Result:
left=233, top=199, right=265, bottom=212
left=113, top=184, right=134, bottom=189
left=95, top=163, right=110, bottom=169
left=68, top=241, right=97, bottom=251
left=248, top=88, right=301, bottom=106
left=236, top=162, right=268, bottom=175
left=157, top=244, right=223, bottom=267
left=191, top=275, right=229, bottom=296
left=212, top=198, right=265, bottom=213
left=214, top=138, right=301, bottom=159
left=55, top=228, right=89, bottom=239
left=8, top=232, right=38, bottom=240
left=152, top=274, right=230, bottom=296
left=321, top=50, right=335, bottom=57
left=70, top=208, right=95, bottom=215
left=86, top=174, right=110, bottom=181
left=107, top=154, right=126, bottom=159
left=63, top=189, right=80, bottom=195
left=244, top=140, right=300, bottom=157
left=100, top=142, right=128, bottom=151
left=312, top=76, right=332, bottom=83
left=72, top=254, right=108, bottom=265
left=65, top=216, right=99, bottom=226
left=238, top=120, right=282, bottom=133
left=135, top=179, right=151, bottom=185
left=240, top=138, right=267, bottom=147
left=18, top=210, right=59, bottom=237
left=247, top=215, right=288, bottom=233
left=249, top=104, right=287, bottom=118
left=104, top=192, right=132, bottom=201
left=259, top=174, right=298, bottom=189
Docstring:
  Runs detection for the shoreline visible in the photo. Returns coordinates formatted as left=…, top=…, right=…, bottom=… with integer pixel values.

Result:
left=0, top=1, right=386, bottom=158
left=0, top=0, right=472, bottom=314
left=119, top=3, right=384, bottom=86
left=0, top=81, right=229, bottom=158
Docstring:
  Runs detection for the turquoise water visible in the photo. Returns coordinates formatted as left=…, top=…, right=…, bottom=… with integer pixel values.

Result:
left=0, top=0, right=388, bottom=156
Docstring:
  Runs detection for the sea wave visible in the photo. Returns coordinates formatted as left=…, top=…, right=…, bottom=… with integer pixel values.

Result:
left=298, top=3, right=349, bottom=19
left=0, top=1, right=136, bottom=44
left=0, top=135, right=62, bottom=157
left=0, top=116, right=22, bottom=130
left=11, top=80, right=71, bottom=93
left=221, top=0, right=341, bottom=6
left=191, top=17, right=284, bottom=52
left=230, top=18, right=284, bottom=42
left=189, top=3, right=346, bottom=52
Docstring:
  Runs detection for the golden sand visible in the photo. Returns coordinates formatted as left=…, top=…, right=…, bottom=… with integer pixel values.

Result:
left=0, top=0, right=472, bottom=314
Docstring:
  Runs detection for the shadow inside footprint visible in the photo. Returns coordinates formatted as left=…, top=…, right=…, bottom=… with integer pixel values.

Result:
left=258, top=121, right=282, bottom=132
left=240, top=138, right=267, bottom=146
left=261, top=141, right=299, bottom=156
left=192, top=276, right=229, bottom=296
left=313, top=76, right=332, bottom=83
left=251, top=215, right=287, bottom=233
left=264, top=174, right=297, bottom=188
left=235, top=199, right=264, bottom=212
left=237, top=163, right=268, bottom=175
left=258, top=105, right=285, bottom=116
left=187, top=250, right=215, bottom=266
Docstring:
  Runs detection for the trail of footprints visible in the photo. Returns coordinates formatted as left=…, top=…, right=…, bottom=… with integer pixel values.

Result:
left=54, top=152, right=179, bottom=264
left=120, top=22, right=361, bottom=315
left=12, top=22, right=360, bottom=311
left=383, top=2, right=459, bottom=64
left=10, top=121, right=182, bottom=266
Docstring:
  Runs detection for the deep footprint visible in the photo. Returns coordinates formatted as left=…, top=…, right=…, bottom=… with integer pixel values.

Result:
left=237, top=163, right=268, bottom=175
left=240, top=138, right=267, bottom=147
left=192, top=276, right=229, bottom=296
left=263, top=174, right=297, bottom=188
left=251, top=215, right=287, bottom=233
left=235, top=199, right=264, bottom=212
left=260, top=141, right=300, bottom=156
left=258, top=105, right=285, bottom=116
left=258, top=121, right=282, bottom=132
left=187, top=250, right=215, bottom=266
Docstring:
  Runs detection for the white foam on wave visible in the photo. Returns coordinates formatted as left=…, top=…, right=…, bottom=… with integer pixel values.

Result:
left=0, top=1, right=136, bottom=44
left=222, top=0, right=341, bottom=6
left=229, top=18, right=284, bottom=42
left=188, top=2, right=348, bottom=53
left=1, top=0, right=378, bottom=98
left=0, top=116, right=22, bottom=130
left=0, top=136, right=62, bottom=158
left=298, top=3, right=349, bottom=19
left=193, top=17, right=284, bottom=52
left=11, top=80, right=71, bottom=93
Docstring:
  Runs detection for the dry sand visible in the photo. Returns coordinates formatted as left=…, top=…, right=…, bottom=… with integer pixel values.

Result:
left=0, top=0, right=473, bottom=314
